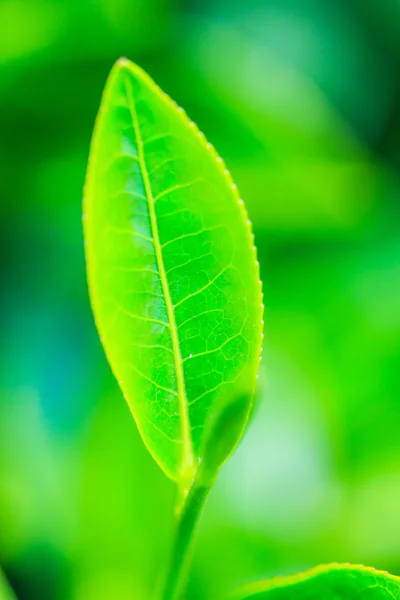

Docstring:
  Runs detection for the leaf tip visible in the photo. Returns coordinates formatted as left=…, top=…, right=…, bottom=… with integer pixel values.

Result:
left=116, top=56, right=129, bottom=64
left=113, top=56, right=155, bottom=89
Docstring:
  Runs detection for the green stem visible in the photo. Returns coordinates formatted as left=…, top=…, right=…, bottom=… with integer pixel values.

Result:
left=162, top=480, right=211, bottom=600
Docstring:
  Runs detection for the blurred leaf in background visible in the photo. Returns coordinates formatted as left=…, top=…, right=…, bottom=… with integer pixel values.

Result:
left=0, top=0, right=399, bottom=599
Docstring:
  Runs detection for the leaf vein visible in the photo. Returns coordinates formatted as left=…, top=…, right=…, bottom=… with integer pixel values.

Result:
left=115, top=303, right=170, bottom=327
left=161, top=224, right=225, bottom=250
left=125, top=361, right=178, bottom=396
left=154, top=178, right=204, bottom=203
left=174, top=266, right=229, bottom=308
left=107, top=226, right=153, bottom=243
left=124, top=74, right=195, bottom=478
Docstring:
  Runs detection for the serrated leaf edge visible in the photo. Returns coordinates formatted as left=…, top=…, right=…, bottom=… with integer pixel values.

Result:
left=231, top=563, right=400, bottom=599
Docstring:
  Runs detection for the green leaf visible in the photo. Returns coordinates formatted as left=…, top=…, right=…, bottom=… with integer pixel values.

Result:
left=0, top=568, right=17, bottom=600
left=83, top=58, right=263, bottom=487
left=231, top=564, right=400, bottom=599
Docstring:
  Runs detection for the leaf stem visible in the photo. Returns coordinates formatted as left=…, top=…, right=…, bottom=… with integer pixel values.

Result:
left=162, top=479, right=211, bottom=600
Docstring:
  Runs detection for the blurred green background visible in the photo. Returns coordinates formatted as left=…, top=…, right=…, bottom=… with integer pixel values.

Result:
left=1, top=0, right=400, bottom=598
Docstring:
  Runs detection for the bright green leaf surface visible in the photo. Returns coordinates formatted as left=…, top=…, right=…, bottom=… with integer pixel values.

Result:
left=232, top=564, right=400, bottom=599
left=84, top=58, right=263, bottom=485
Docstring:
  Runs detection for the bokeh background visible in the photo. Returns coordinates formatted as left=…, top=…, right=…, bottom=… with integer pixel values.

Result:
left=1, top=0, right=400, bottom=598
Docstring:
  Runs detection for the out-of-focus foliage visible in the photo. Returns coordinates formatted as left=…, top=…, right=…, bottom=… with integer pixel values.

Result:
left=0, top=1, right=399, bottom=599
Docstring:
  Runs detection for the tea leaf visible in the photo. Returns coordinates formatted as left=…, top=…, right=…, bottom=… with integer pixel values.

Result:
left=0, top=568, right=16, bottom=600
left=84, top=58, right=263, bottom=486
left=231, top=564, right=400, bottom=599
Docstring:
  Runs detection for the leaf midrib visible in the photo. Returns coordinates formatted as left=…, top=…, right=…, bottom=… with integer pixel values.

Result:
left=123, top=73, right=195, bottom=483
